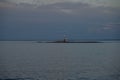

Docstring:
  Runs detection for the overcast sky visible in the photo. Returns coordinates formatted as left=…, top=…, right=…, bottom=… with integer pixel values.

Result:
left=0, top=0, right=120, bottom=40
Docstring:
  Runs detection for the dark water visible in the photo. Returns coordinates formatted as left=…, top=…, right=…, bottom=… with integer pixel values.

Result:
left=0, top=41, right=120, bottom=80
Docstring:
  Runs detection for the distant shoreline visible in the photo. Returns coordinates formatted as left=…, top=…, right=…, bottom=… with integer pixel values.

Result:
left=0, top=39, right=120, bottom=43
left=0, top=39, right=120, bottom=41
left=37, top=41, right=103, bottom=43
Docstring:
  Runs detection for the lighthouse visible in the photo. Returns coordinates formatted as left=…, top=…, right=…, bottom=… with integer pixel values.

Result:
left=63, top=35, right=68, bottom=43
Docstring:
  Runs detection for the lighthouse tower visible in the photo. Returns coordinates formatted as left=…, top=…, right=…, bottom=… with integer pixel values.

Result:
left=63, top=35, right=68, bottom=43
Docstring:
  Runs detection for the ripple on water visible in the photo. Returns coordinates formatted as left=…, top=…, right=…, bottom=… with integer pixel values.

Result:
left=0, top=74, right=120, bottom=80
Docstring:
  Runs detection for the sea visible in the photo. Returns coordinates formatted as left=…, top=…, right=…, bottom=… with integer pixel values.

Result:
left=0, top=41, right=120, bottom=80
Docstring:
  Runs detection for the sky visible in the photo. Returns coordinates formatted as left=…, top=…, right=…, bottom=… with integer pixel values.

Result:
left=0, top=0, right=120, bottom=40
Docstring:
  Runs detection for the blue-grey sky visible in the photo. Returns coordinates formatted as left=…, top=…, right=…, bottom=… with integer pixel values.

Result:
left=0, top=0, right=120, bottom=40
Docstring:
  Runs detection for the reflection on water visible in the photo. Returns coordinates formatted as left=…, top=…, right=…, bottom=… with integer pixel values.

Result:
left=0, top=41, right=120, bottom=80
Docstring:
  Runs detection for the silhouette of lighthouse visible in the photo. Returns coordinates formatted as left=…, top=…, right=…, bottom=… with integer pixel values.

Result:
left=63, top=35, right=68, bottom=43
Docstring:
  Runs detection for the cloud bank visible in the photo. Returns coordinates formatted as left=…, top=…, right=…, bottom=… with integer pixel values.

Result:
left=0, top=0, right=120, bottom=8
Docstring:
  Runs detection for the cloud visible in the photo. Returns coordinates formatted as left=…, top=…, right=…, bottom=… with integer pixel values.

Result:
left=0, top=0, right=120, bottom=8
left=93, top=23, right=120, bottom=34
left=1, top=1, right=119, bottom=21
left=1, top=0, right=119, bottom=19
left=0, top=1, right=16, bottom=8
left=59, top=9, right=73, bottom=14
left=86, top=22, right=120, bottom=34
left=103, top=23, right=120, bottom=29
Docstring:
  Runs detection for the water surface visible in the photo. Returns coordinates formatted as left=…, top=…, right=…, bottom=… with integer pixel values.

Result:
left=0, top=41, right=120, bottom=80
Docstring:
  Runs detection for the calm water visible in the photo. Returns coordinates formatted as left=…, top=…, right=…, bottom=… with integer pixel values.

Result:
left=0, top=41, right=120, bottom=80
